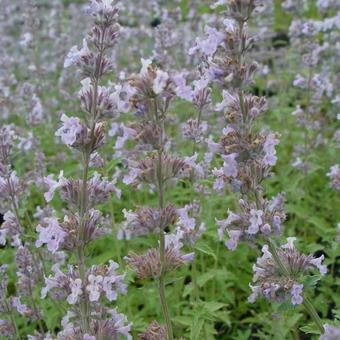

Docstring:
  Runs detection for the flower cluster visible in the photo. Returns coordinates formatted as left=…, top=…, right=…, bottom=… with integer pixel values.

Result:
left=327, top=165, right=340, bottom=191
left=283, top=2, right=339, bottom=172
left=189, top=0, right=284, bottom=249
left=125, top=233, right=194, bottom=280
left=41, top=261, right=126, bottom=304
left=248, top=238, right=327, bottom=305
left=216, top=194, right=285, bottom=250
left=191, top=1, right=329, bottom=333
left=121, top=58, right=199, bottom=336
left=35, top=0, right=131, bottom=338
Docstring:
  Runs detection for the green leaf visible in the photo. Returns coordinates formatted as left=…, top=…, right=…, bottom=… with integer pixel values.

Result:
left=197, top=270, right=216, bottom=287
left=300, top=323, right=321, bottom=335
left=183, top=282, right=193, bottom=297
left=303, top=275, right=321, bottom=289
left=172, top=316, right=192, bottom=327
left=191, top=316, right=204, bottom=340
left=194, top=242, right=217, bottom=260
left=203, top=301, right=227, bottom=313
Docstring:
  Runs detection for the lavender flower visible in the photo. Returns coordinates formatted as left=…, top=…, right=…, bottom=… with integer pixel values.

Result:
left=125, top=232, right=194, bottom=280
left=248, top=238, right=327, bottom=305
left=35, top=217, right=66, bottom=254
left=38, top=0, right=131, bottom=336
left=320, top=324, right=340, bottom=340
left=327, top=165, right=340, bottom=191
left=55, top=114, right=86, bottom=147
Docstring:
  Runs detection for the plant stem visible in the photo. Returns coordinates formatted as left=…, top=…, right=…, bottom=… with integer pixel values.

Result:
left=157, top=152, right=174, bottom=339
left=191, top=251, right=199, bottom=302
left=302, top=296, right=324, bottom=334
left=77, top=150, right=90, bottom=333
left=155, top=98, right=174, bottom=340
left=5, top=299, right=20, bottom=340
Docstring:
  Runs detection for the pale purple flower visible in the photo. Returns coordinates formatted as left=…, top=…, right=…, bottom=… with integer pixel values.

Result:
left=327, top=164, right=340, bottom=190
left=140, top=58, right=152, bottom=76
left=291, top=284, right=304, bottom=305
left=247, top=209, right=263, bottom=234
left=41, top=267, right=68, bottom=300
left=281, top=237, right=296, bottom=249
left=0, top=230, right=6, bottom=246
left=153, top=69, right=169, bottom=95
left=263, top=133, right=279, bottom=166
left=183, top=154, right=205, bottom=179
left=320, top=324, right=340, bottom=340
left=173, top=73, right=193, bottom=101
left=55, top=114, right=85, bottom=146
left=102, top=261, right=127, bottom=301
left=123, top=166, right=141, bottom=185
left=293, top=74, right=306, bottom=89
left=310, top=255, right=327, bottom=275
left=64, top=39, right=91, bottom=68
left=35, top=217, right=66, bottom=253
left=67, top=278, right=83, bottom=305
left=212, top=168, right=225, bottom=191
left=11, top=297, right=28, bottom=315
left=248, top=284, right=261, bottom=303
left=86, top=275, right=103, bottom=302
left=211, top=0, right=228, bottom=9
left=189, top=26, right=224, bottom=57
left=43, top=171, right=65, bottom=202
left=0, top=211, right=21, bottom=246
left=221, top=153, right=238, bottom=178
left=225, top=229, right=242, bottom=251
left=216, top=211, right=241, bottom=241
left=215, top=90, right=236, bottom=112
left=115, top=125, right=137, bottom=151
left=165, top=233, right=195, bottom=263
left=176, top=203, right=205, bottom=245
left=0, top=319, right=14, bottom=337
left=106, top=308, right=132, bottom=340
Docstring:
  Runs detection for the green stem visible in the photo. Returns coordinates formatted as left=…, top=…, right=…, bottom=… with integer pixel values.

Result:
left=5, top=299, right=20, bottom=340
left=77, top=150, right=91, bottom=333
left=155, top=98, right=174, bottom=340
left=191, top=252, right=199, bottom=302
left=302, top=296, right=324, bottom=334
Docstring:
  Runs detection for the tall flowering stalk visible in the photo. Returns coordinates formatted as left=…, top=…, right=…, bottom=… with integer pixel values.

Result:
left=0, top=125, right=47, bottom=338
left=191, top=0, right=327, bottom=335
left=39, top=1, right=131, bottom=338
left=282, top=3, right=339, bottom=174
left=119, top=59, right=196, bottom=338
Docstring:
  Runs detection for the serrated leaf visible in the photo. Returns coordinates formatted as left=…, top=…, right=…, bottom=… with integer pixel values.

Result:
left=183, top=282, right=193, bottom=297
left=191, top=316, right=204, bottom=340
left=303, top=275, right=321, bottom=289
left=172, top=316, right=192, bottom=327
left=203, top=301, right=227, bottom=313
left=197, top=271, right=216, bottom=287
left=300, top=323, right=321, bottom=335
left=194, top=243, right=217, bottom=260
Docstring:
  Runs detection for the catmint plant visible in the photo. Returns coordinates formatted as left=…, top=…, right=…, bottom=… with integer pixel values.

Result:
left=119, top=59, right=197, bottom=338
left=0, top=125, right=46, bottom=338
left=191, top=0, right=328, bottom=335
left=282, top=3, right=340, bottom=174
left=38, top=1, right=131, bottom=338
